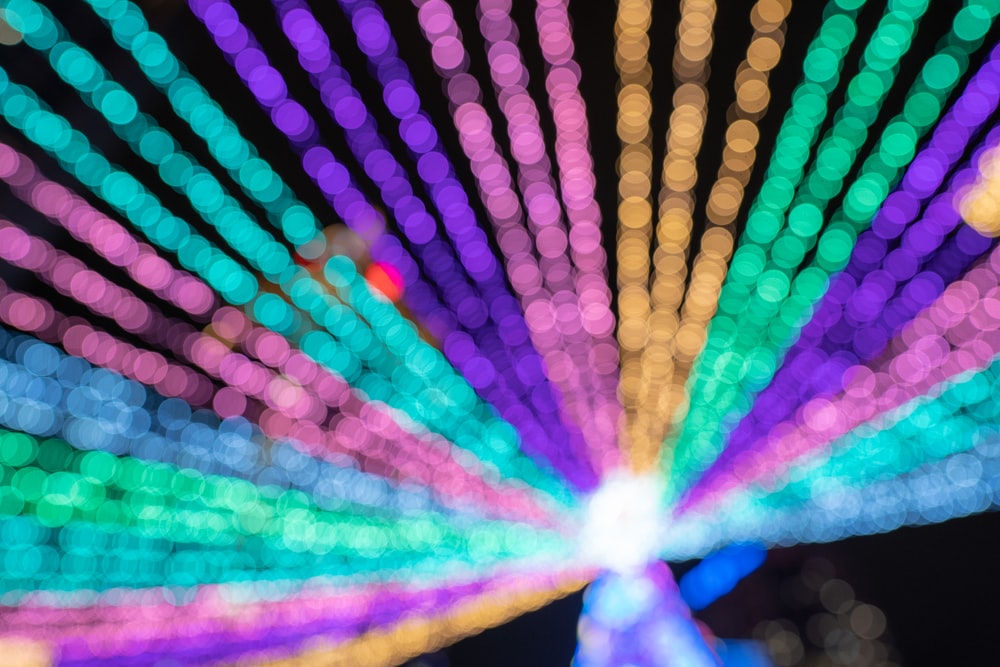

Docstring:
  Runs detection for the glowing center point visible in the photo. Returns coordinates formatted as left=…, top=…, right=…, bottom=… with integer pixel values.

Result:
left=579, top=472, right=667, bottom=573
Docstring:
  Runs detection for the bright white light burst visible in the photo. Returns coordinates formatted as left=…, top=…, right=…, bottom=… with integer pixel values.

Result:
left=578, top=472, right=668, bottom=573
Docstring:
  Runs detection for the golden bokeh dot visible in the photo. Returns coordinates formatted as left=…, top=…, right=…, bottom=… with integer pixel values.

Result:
left=701, top=227, right=735, bottom=255
left=747, top=36, right=782, bottom=71
left=675, top=323, right=708, bottom=358
left=619, top=170, right=652, bottom=199
left=738, top=79, right=771, bottom=112
left=757, top=0, right=792, bottom=24
left=960, top=190, right=1000, bottom=236
left=618, top=197, right=653, bottom=228
left=727, top=119, right=760, bottom=151
left=664, top=159, right=697, bottom=188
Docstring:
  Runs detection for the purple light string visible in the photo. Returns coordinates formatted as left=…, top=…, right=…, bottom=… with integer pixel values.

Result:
left=413, top=0, right=621, bottom=472
left=269, top=0, right=595, bottom=488
left=683, top=46, right=1000, bottom=505
left=0, top=217, right=195, bottom=362
left=189, top=0, right=597, bottom=490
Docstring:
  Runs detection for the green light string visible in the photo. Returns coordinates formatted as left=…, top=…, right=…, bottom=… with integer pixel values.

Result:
left=652, top=0, right=871, bottom=475
left=0, top=428, right=571, bottom=592
left=0, top=76, right=572, bottom=506
left=664, top=0, right=1000, bottom=499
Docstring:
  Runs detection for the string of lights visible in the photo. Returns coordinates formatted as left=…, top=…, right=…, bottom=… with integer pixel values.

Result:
left=684, top=228, right=1000, bottom=512
left=698, top=72, right=1000, bottom=499
left=665, top=0, right=1000, bottom=501
left=0, top=269, right=555, bottom=524
left=635, top=0, right=790, bottom=474
left=267, top=0, right=598, bottom=484
left=613, top=0, right=653, bottom=457
left=0, top=428, right=567, bottom=582
left=472, top=0, right=620, bottom=475
left=665, top=386, right=1000, bottom=557
left=0, top=5, right=572, bottom=494
left=756, top=357, right=1000, bottom=516
left=187, top=0, right=589, bottom=487
left=0, top=75, right=575, bottom=503
left=0, top=142, right=563, bottom=520
left=624, top=0, right=717, bottom=470
left=255, top=571, right=588, bottom=667
left=411, top=0, right=620, bottom=476
left=2, top=0, right=1000, bottom=662
left=2, top=561, right=586, bottom=666
left=533, top=0, right=620, bottom=462
left=0, top=145, right=218, bottom=319
left=0, top=327, right=462, bottom=520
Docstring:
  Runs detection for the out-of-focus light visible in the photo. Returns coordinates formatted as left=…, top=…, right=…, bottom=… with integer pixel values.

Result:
left=679, top=543, right=767, bottom=610
left=0, top=8, right=23, bottom=44
left=665, top=0, right=1000, bottom=502
left=958, top=138, right=1000, bottom=237
left=257, top=571, right=588, bottom=667
left=578, top=472, right=665, bottom=573
left=409, top=0, right=618, bottom=479
left=364, top=261, right=405, bottom=303
left=716, top=639, right=775, bottom=667
left=635, top=0, right=790, bottom=475
left=574, top=562, right=719, bottom=667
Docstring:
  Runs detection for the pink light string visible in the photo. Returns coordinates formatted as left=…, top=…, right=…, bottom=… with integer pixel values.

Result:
left=0, top=168, right=559, bottom=526
left=477, top=0, right=620, bottom=468
left=683, top=237, right=1000, bottom=515
left=0, top=284, right=215, bottom=406
left=0, top=144, right=217, bottom=320
left=532, top=0, right=622, bottom=464
left=0, top=218, right=189, bottom=356
left=414, top=0, right=621, bottom=473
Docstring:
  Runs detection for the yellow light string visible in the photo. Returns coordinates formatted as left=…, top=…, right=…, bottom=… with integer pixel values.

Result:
left=615, top=0, right=655, bottom=460
left=959, top=140, right=1000, bottom=238
left=641, top=0, right=791, bottom=474
left=250, top=576, right=588, bottom=666
left=627, top=0, right=717, bottom=471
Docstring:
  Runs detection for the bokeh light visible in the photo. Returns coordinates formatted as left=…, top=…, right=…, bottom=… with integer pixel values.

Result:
left=0, top=0, right=999, bottom=663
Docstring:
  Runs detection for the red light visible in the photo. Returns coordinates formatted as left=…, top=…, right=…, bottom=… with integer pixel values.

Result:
left=364, top=261, right=404, bottom=302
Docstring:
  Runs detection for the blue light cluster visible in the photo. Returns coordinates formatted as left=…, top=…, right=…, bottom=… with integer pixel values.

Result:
left=679, top=543, right=767, bottom=611
left=0, top=326, right=444, bottom=518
